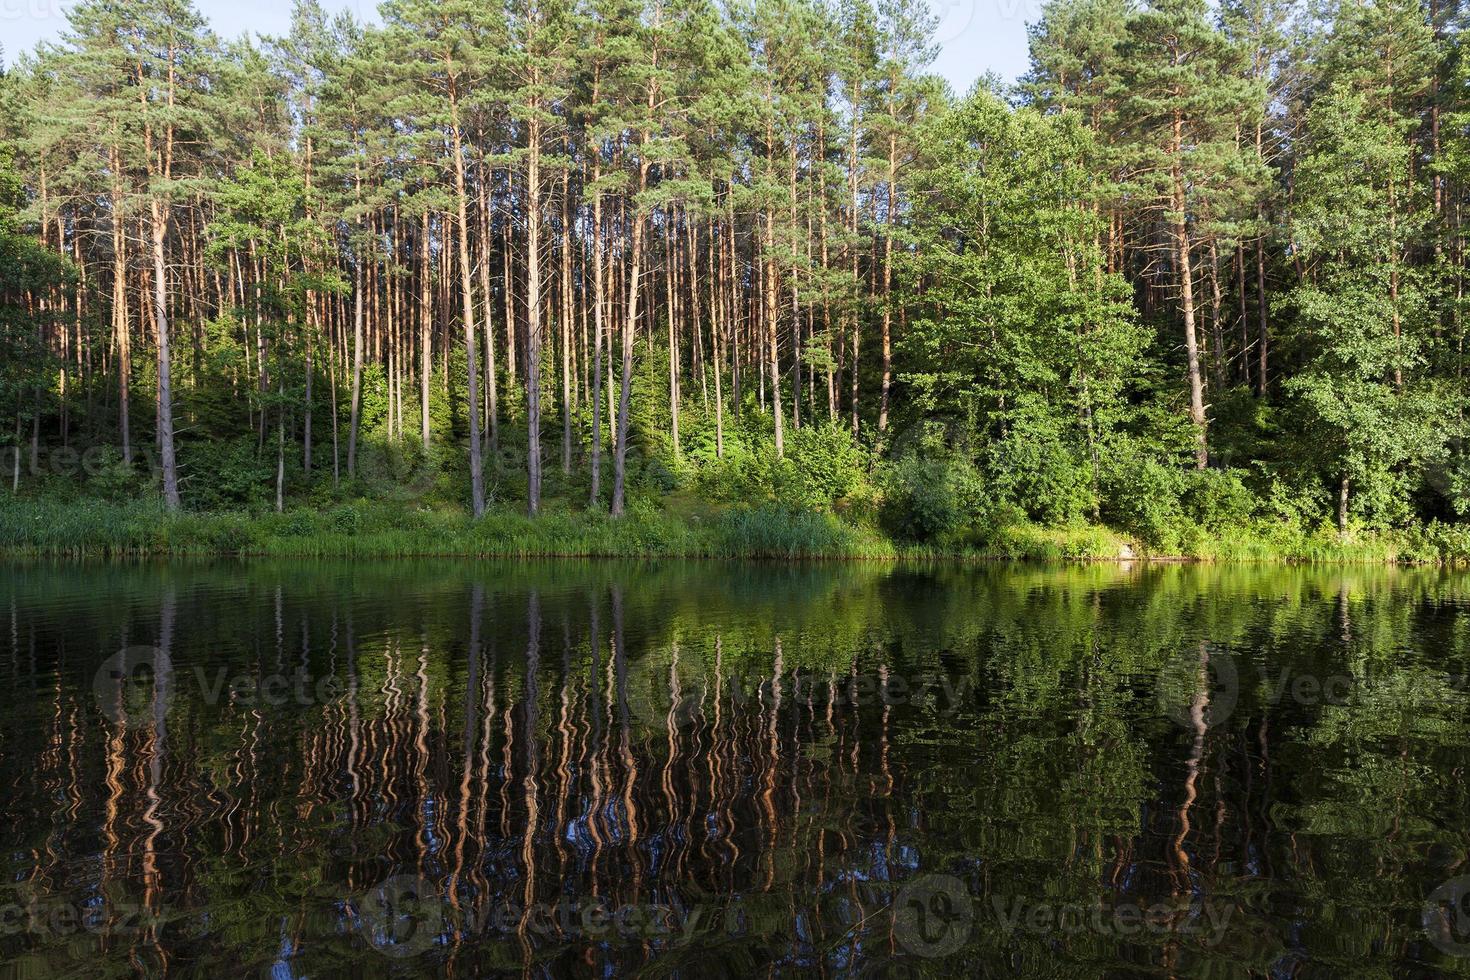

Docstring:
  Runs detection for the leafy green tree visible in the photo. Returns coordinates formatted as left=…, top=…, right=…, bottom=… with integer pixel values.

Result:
left=1284, top=83, right=1445, bottom=532
left=902, top=91, right=1146, bottom=524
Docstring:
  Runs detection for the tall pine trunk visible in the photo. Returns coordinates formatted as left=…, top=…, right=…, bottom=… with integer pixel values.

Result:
left=1172, top=151, right=1208, bottom=470
left=450, top=96, right=486, bottom=518
left=149, top=199, right=181, bottom=510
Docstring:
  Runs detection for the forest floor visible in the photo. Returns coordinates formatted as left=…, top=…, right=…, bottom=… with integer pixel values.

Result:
left=0, top=495, right=1461, bottom=564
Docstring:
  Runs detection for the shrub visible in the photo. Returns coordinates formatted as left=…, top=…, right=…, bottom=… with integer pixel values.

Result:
left=1182, top=468, right=1258, bottom=530
left=277, top=509, right=319, bottom=537
left=982, top=411, right=1096, bottom=524
left=880, top=454, right=985, bottom=544
left=84, top=446, right=143, bottom=500
left=1101, top=454, right=1187, bottom=548
left=186, top=435, right=271, bottom=510
left=330, top=505, right=361, bottom=536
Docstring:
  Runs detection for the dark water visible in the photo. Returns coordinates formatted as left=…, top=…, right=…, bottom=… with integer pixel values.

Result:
left=3, top=560, right=1470, bottom=977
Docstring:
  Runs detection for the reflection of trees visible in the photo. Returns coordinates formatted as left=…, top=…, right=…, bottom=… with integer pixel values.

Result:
left=1, top=561, right=1470, bottom=973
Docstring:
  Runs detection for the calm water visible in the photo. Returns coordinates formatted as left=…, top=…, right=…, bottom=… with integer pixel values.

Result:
left=3, top=560, right=1470, bottom=977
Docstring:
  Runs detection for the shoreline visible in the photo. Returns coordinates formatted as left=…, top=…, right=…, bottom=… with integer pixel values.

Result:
left=2, top=498, right=1464, bottom=566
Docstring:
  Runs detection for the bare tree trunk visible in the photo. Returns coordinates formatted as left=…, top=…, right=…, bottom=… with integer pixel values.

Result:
left=421, top=210, right=433, bottom=448
left=878, top=134, right=896, bottom=434
left=613, top=158, right=649, bottom=518
left=347, top=251, right=364, bottom=478
left=1255, top=234, right=1268, bottom=397
left=450, top=100, right=486, bottom=518
left=561, top=169, right=573, bottom=476
left=667, top=210, right=681, bottom=458
left=525, top=109, right=544, bottom=517
left=763, top=212, right=784, bottom=458
left=590, top=176, right=605, bottom=506
left=1208, top=238, right=1225, bottom=391
left=149, top=199, right=181, bottom=510
left=275, top=384, right=285, bottom=513
left=1173, top=156, right=1208, bottom=470
left=477, top=175, right=499, bottom=454
left=110, top=156, right=132, bottom=465
left=709, top=215, right=725, bottom=459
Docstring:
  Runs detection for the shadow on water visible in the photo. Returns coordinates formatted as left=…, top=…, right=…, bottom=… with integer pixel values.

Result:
left=2, top=559, right=1470, bottom=975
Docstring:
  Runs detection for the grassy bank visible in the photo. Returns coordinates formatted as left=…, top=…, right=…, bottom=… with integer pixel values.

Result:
left=0, top=497, right=896, bottom=560
left=4, top=496, right=1470, bottom=564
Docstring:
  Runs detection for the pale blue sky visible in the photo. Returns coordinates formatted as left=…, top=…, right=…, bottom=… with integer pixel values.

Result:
left=0, top=0, right=1037, bottom=93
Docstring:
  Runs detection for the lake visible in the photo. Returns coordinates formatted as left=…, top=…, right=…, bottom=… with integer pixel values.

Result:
left=2, top=559, right=1469, bottom=976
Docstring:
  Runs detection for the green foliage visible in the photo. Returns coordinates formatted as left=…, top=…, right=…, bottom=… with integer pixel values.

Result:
left=186, top=436, right=274, bottom=511
left=84, top=446, right=142, bottom=500
left=1100, top=454, right=1188, bottom=547
left=879, top=453, right=985, bottom=544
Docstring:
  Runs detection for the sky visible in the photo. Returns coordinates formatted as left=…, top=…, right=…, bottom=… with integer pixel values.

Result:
left=0, top=0, right=1039, bottom=93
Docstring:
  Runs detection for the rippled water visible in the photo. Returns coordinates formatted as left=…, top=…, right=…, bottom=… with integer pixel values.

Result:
left=3, top=560, right=1470, bottom=976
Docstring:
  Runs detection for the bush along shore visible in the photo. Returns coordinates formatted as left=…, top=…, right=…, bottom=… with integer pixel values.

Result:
left=5, top=495, right=1470, bottom=564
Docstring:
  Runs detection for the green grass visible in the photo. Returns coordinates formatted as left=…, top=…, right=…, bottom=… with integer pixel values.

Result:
left=0, top=497, right=891, bottom=560
left=4, top=496, right=1470, bottom=564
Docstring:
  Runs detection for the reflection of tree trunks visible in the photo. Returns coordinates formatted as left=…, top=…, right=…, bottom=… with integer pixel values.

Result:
left=612, top=586, right=641, bottom=897
left=473, top=625, right=496, bottom=921
left=345, top=613, right=361, bottom=826
left=587, top=592, right=606, bottom=883
left=1173, top=642, right=1210, bottom=893
left=448, top=584, right=483, bottom=931
left=761, top=637, right=782, bottom=890
left=413, top=644, right=432, bottom=874
left=518, top=593, right=540, bottom=940
left=662, top=641, right=681, bottom=876
left=142, top=591, right=175, bottom=965
left=553, top=614, right=574, bottom=881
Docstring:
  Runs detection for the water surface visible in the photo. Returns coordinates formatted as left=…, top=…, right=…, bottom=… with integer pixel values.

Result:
left=3, top=559, right=1470, bottom=976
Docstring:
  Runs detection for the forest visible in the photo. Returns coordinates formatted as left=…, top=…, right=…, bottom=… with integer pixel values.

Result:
left=1, top=0, right=1469, bottom=559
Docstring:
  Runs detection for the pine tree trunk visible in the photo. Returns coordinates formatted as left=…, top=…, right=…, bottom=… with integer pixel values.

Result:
left=879, top=135, right=896, bottom=434
left=450, top=99, right=486, bottom=518
left=590, top=179, right=605, bottom=505
left=1172, top=157, right=1208, bottom=470
left=1256, top=228, right=1268, bottom=397
left=561, top=169, right=573, bottom=476
left=110, top=156, right=132, bottom=466
left=149, top=199, right=181, bottom=510
left=525, top=109, right=544, bottom=517
left=613, top=157, right=648, bottom=519
left=348, top=251, right=364, bottom=478
left=421, top=210, right=433, bottom=448
left=477, top=175, right=499, bottom=454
